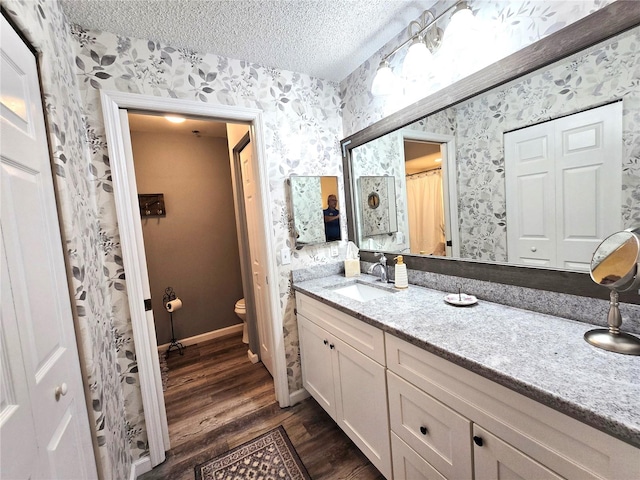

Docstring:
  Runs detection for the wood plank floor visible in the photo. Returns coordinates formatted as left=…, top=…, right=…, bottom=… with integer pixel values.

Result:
left=139, top=333, right=385, bottom=480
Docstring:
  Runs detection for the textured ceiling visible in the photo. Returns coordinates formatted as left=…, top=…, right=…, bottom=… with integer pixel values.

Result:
left=60, top=0, right=437, bottom=82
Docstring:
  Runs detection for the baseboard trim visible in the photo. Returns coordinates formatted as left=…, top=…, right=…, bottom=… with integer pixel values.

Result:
left=247, top=349, right=259, bottom=364
left=289, top=388, right=310, bottom=406
left=157, top=324, right=243, bottom=352
left=129, top=456, right=152, bottom=479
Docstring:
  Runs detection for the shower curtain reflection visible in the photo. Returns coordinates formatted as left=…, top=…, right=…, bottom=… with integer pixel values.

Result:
left=406, top=169, right=445, bottom=256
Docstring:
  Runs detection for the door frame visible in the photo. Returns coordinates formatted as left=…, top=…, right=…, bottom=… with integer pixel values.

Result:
left=230, top=132, right=260, bottom=359
left=401, top=130, right=460, bottom=258
left=99, top=90, right=288, bottom=467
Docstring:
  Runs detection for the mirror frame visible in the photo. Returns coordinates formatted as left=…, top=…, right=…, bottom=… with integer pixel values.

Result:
left=341, top=1, right=640, bottom=305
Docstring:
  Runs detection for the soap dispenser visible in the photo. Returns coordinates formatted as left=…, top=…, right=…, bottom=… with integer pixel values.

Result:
left=394, top=255, right=408, bottom=289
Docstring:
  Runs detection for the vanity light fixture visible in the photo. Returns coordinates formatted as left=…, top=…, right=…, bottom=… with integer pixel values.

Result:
left=371, top=1, right=476, bottom=95
left=371, top=60, right=397, bottom=96
left=164, top=115, right=186, bottom=124
left=443, top=1, right=477, bottom=45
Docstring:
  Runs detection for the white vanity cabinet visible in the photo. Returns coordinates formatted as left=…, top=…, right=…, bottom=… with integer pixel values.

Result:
left=296, top=293, right=392, bottom=479
left=385, top=334, right=640, bottom=480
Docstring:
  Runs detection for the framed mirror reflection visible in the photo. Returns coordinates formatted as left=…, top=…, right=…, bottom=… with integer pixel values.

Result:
left=343, top=9, right=639, bottom=276
left=290, top=175, right=340, bottom=247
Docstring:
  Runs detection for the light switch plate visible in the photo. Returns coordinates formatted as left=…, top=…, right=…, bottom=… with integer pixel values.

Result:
left=330, top=243, right=339, bottom=257
left=281, top=247, right=291, bottom=265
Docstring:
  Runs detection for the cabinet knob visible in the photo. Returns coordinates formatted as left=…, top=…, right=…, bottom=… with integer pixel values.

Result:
left=329, top=344, right=335, bottom=349
left=473, top=435, right=484, bottom=447
left=323, top=339, right=328, bottom=345
left=420, top=426, right=428, bottom=435
left=531, top=246, right=537, bottom=252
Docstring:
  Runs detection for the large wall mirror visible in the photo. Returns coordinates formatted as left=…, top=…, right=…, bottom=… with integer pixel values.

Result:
left=342, top=2, right=640, bottom=302
left=290, top=175, right=340, bottom=247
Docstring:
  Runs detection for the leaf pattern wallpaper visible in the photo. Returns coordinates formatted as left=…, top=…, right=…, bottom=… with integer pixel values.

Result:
left=2, top=0, right=622, bottom=477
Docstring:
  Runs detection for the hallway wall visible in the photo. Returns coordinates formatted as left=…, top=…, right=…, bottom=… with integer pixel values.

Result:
left=131, top=131, right=244, bottom=345
left=2, top=1, right=143, bottom=477
left=68, top=26, right=344, bottom=406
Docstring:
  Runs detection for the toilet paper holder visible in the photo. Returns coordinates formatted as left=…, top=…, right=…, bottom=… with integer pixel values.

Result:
left=163, top=287, right=184, bottom=356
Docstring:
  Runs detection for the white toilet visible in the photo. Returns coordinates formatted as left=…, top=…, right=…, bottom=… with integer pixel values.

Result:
left=234, top=298, right=249, bottom=344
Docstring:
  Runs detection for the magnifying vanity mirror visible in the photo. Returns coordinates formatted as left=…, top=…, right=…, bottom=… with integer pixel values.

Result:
left=584, top=229, right=640, bottom=355
left=289, top=175, right=340, bottom=247
left=341, top=3, right=640, bottom=303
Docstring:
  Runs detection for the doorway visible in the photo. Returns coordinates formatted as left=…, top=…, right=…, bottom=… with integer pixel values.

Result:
left=404, top=139, right=447, bottom=256
left=401, top=130, right=460, bottom=258
left=127, top=112, right=256, bottom=357
left=126, top=111, right=273, bottom=453
left=100, top=90, right=288, bottom=469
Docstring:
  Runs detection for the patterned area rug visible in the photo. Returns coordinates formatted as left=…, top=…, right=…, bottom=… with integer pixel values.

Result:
left=194, top=426, right=311, bottom=480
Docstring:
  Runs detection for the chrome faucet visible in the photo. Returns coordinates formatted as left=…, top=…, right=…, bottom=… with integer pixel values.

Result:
left=367, top=252, right=388, bottom=283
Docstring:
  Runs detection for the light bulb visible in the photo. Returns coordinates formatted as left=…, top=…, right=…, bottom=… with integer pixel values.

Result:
left=402, top=37, right=434, bottom=80
left=443, top=3, right=478, bottom=49
left=371, top=60, right=397, bottom=96
left=165, top=115, right=186, bottom=124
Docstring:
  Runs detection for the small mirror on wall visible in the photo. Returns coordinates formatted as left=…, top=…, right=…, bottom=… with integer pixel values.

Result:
left=359, top=176, right=397, bottom=237
left=290, top=176, right=340, bottom=247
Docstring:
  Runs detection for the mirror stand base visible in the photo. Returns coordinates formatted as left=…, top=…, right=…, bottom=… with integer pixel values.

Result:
left=583, top=329, right=640, bottom=356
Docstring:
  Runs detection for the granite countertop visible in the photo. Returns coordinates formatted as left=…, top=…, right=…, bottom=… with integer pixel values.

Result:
left=292, top=274, right=640, bottom=449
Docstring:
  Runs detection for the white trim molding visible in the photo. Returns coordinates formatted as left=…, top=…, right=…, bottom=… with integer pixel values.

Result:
left=99, top=90, right=289, bottom=470
left=289, top=388, right=310, bottom=406
left=157, top=324, right=243, bottom=352
left=247, top=349, right=259, bottom=364
left=129, top=456, right=152, bottom=480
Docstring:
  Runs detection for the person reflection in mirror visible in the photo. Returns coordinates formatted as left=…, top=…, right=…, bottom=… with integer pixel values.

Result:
left=324, top=194, right=341, bottom=241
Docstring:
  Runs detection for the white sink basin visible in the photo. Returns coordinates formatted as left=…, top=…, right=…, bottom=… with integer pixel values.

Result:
left=332, top=282, right=394, bottom=302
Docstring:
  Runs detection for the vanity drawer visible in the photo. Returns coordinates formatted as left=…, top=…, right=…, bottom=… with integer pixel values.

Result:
left=295, top=293, right=385, bottom=364
left=391, top=433, right=446, bottom=480
left=387, top=371, right=472, bottom=480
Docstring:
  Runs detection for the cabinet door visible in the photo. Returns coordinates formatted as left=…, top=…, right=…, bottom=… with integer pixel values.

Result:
left=473, top=425, right=564, bottom=480
left=333, top=336, right=392, bottom=479
left=298, top=315, right=336, bottom=418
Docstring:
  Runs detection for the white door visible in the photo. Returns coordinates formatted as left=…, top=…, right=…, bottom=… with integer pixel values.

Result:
left=505, top=122, right=557, bottom=266
left=554, top=103, right=622, bottom=270
left=1, top=17, right=98, bottom=479
left=239, top=141, right=274, bottom=375
left=505, top=102, right=622, bottom=270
